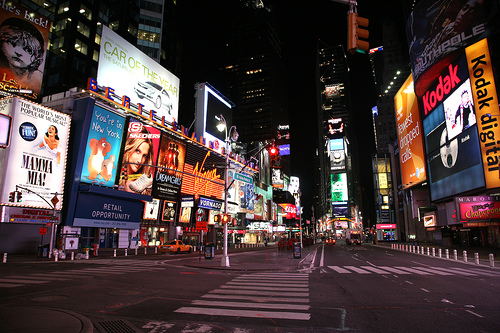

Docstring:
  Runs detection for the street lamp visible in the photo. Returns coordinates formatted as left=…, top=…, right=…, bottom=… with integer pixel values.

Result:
left=217, top=114, right=238, bottom=267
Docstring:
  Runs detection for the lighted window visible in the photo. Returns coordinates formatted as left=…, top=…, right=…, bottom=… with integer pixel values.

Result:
left=75, top=39, right=87, bottom=55
left=79, top=4, right=92, bottom=20
left=77, top=21, right=90, bottom=37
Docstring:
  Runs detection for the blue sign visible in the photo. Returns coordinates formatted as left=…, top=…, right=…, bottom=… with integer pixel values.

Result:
left=73, top=192, right=142, bottom=229
left=198, top=196, right=223, bottom=210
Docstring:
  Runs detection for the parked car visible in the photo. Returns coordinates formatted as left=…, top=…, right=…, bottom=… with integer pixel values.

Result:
left=158, top=240, right=193, bottom=253
left=325, top=238, right=336, bottom=245
left=134, top=80, right=173, bottom=113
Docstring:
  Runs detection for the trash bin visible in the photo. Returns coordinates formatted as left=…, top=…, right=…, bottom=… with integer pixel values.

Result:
left=204, top=243, right=215, bottom=259
left=293, top=242, right=302, bottom=259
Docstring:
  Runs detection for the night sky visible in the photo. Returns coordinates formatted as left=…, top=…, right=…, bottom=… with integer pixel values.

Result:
left=177, top=0, right=407, bottom=223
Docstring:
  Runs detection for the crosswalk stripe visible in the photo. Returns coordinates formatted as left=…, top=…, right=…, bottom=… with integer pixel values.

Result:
left=430, top=267, right=478, bottom=276
left=7, top=275, right=69, bottom=281
left=344, top=266, right=371, bottom=274
left=209, top=289, right=308, bottom=297
left=174, top=307, right=310, bottom=320
left=191, top=300, right=310, bottom=311
left=394, top=267, right=432, bottom=275
left=220, top=285, right=308, bottom=292
left=227, top=281, right=308, bottom=288
left=450, top=267, right=500, bottom=277
left=0, top=278, right=49, bottom=284
left=201, top=294, right=309, bottom=303
left=0, top=283, right=24, bottom=288
left=328, top=266, right=351, bottom=273
left=360, top=266, right=392, bottom=274
left=411, top=267, right=453, bottom=275
left=377, top=266, right=412, bottom=274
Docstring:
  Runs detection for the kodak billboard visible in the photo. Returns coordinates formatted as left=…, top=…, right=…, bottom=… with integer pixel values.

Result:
left=466, top=39, right=500, bottom=189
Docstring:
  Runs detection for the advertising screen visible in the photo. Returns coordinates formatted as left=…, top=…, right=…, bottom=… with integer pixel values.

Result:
left=326, top=118, right=345, bottom=139
left=422, top=53, right=485, bottom=201
left=395, top=74, right=427, bottom=189
left=406, top=0, right=499, bottom=86
left=97, top=26, right=180, bottom=125
left=152, top=132, right=186, bottom=200
left=456, top=196, right=500, bottom=221
left=180, top=143, right=225, bottom=200
left=0, top=97, right=70, bottom=209
left=118, top=119, right=160, bottom=195
left=331, top=173, right=348, bottom=203
left=80, top=105, right=125, bottom=187
left=332, top=203, right=348, bottom=217
left=194, top=83, right=234, bottom=155
left=0, top=2, right=51, bottom=101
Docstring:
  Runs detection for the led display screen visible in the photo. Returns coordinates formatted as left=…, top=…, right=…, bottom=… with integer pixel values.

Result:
left=326, top=118, right=344, bottom=139
left=421, top=53, right=485, bottom=201
left=331, top=173, right=348, bottom=203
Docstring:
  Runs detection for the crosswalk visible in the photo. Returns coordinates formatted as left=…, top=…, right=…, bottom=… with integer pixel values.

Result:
left=175, top=272, right=311, bottom=321
left=0, top=261, right=166, bottom=288
left=327, top=265, right=500, bottom=276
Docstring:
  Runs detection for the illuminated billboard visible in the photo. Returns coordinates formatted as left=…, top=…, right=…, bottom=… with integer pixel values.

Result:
left=422, top=52, right=485, bottom=201
left=118, top=119, right=161, bottom=195
left=465, top=39, right=500, bottom=189
left=407, top=0, right=499, bottom=86
left=331, top=173, right=348, bottom=203
left=326, top=118, right=345, bottom=139
left=152, top=132, right=186, bottom=200
left=0, top=97, right=70, bottom=209
left=394, top=74, right=427, bottom=189
left=194, top=83, right=234, bottom=155
left=0, top=2, right=51, bottom=101
left=180, top=142, right=225, bottom=200
left=80, top=105, right=125, bottom=188
left=97, top=26, right=180, bottom=125
left=456, top=196, right=500, bottom=221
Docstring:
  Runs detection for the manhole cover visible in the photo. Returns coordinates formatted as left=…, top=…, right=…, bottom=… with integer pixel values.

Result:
left=94, top=319, right=142, bottom=333
left=108, top=290, right=141, bottom=296
left=31, top=295, right=69, bottom=302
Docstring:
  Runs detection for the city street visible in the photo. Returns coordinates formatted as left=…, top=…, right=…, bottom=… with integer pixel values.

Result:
left=1, top=242, right=499, bottom=333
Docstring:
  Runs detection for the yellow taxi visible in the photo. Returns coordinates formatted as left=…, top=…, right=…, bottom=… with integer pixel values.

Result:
left=158, top=240, right=193, bottom=253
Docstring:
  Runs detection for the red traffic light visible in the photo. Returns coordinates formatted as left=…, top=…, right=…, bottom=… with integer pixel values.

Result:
left=268, top=145, right=278, bottom=157
left=222, top=214, right=230, bottom=224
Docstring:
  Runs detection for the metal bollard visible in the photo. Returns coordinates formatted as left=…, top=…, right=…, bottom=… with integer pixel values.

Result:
left=155, top=247, right=158, bottom=254
left=427, top=247, right=430, bottom=256
left=432, top=248, right=436, bottom=256
left=144, top=247, right=147, bottom=255
left=453, top=249, right=458, bottom=260
left=135, top=248, right=138, bottom=255
left=54, top=252, right=58, bottom=261
left=490, top=254, right=495, bottom=267
left=85, top=249, right=89, bottom=259
left=114, top=249, right=117, bottom=257
left=463, top=250, right=467, bottom=262
left=3, top=253, right=6, bottom=263
left=446, top=249, right=449, bottom=259
left=71, top=252, right=74, bottom=260
left=125, top=249, right=128, bottom=256
left=438, top=249, right=442, bottom=258
left=475, top=253, right=479, bottom=265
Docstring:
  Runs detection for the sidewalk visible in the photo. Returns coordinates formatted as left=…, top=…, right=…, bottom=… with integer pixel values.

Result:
left=373, top=241, right=500, bottom=267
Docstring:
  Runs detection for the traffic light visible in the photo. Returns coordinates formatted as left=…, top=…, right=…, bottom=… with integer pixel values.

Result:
left=214, top=214, right=221, bottom=223
left=222, top=214, right=230, bottom=224
left=347, top=12, right=369, bottom=54
left=268, top=144, right=280, bottom=168
left=8, top=191, right=15, bottom=202
left=16, top=191, right=22, bottom=202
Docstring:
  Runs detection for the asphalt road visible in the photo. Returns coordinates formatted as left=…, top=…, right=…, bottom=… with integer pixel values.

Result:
left=1, top=241, right=499, bottom=333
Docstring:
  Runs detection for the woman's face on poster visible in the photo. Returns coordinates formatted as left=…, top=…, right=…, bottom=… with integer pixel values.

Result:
left=2, top=38, right=38, bottom=69
left=129, top=141, right=150, bottom=173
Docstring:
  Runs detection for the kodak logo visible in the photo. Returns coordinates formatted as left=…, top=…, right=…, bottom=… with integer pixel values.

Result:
left=422, top=64, right=461, bottom=115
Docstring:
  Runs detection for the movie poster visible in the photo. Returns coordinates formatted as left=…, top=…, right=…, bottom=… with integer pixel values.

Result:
left=0, top=2, right=51, bottom=101
left=152, top=132, right=185, bottom=200
left=0, top=97, right=70, bottom=209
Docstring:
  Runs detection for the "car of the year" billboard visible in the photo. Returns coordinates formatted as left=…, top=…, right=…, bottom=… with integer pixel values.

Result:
left=97, top=26, right=180, bottom=125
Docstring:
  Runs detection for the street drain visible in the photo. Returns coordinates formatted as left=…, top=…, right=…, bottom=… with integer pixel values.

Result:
left=93, top=319, right=141, bottom=333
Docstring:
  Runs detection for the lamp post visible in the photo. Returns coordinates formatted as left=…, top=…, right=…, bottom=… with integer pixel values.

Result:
left=217, top=114, right=238, bottom=267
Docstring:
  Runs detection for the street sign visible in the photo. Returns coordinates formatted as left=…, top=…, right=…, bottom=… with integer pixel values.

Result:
left=39, top=227, right=47, bottom=235
left=234, top=172, right=252, bottom=184
left=51, top=196, right=59, bottom=206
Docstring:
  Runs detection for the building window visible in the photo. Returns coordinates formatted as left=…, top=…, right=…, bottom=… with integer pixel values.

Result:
left=93, top=50, right=99, bottom=62
left=77, top=21, right=90, bottom=37
left=109, top=21, right=119, bottom=31
left=79, top=4, right=92, bottom=20
left=75, top=39, right=87, bottom=55
left=137, top=30, right=160, bottom=43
